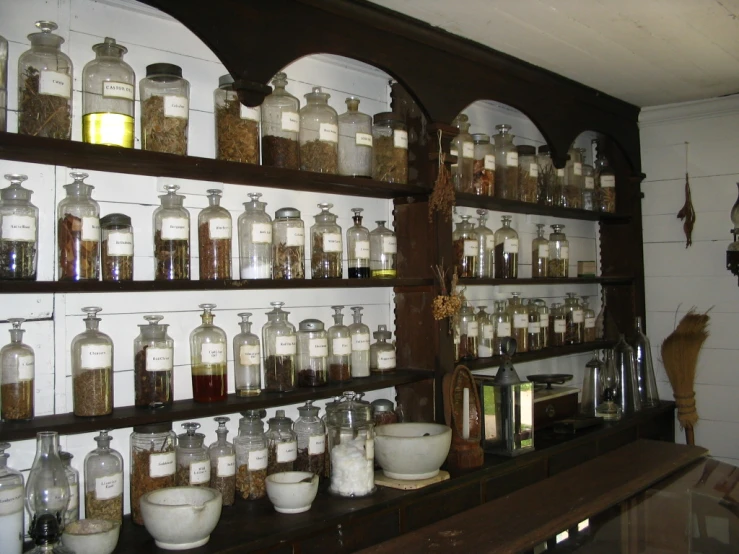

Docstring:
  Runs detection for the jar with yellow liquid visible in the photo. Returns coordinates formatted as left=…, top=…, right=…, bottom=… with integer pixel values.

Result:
left=81, top=37, right=135, bottom=148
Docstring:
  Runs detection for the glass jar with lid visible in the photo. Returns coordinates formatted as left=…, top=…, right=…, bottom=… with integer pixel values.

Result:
left=349, top=306, right=371, bottom=378
left=261, top=72, right=300, bottom=169
left=272, top=207, right=304, bottom=280
left=452, top=215, right=478, bottom=278
left=59, top=451, right=79, bottom=527
left=507, top=292, right=529, bottom=353
left=0, top=173, right=38, bottom=280
left=328, top=305, right=351, bottom=383
left=526, top=299, right=541, bottom=352
left=153, top=184, right=190, bottom=280
left=450, top=114, right=474, bottom=193
left=517, top=145, right=539, bottom=203
left=208, top=417, right=236, bottom=506
left=581, top=148, right=596, bottom=211
left=300, top=87, right=338, bottom=173
left=347, top=207, right=370, bottom=278
left=0, top=34, right=7, bottom=132
left=370, top=220, right=396, bottom=278
left=547, top=224, right=569, bottom=278
left=454, top=302, right=478, bottom=361
left=266, top=410, right=297, bottom=475
left=537, top=146, right=555, bottom=206
left=175, top=423, right=211, bottom=487
left=371, top=112, right=408, bottom=184
left=562, top=148, right=583, bottom=208
left=476, top=306, right=494, bottom=358
left=338, top=97, right=372, bottom=177
left=493, top=301, right=512, bottom=356
left=130, top=422, right=176, bottom=525
left=531, top=223, right=548, bottom=278
left=370, top=324, right=396, bottom=373
left=494, top=215, right=518, bottom=279
left=294, top=401, right=326, bottom=476
left=58, top=172, right=100, bottom=281
left=238, top=192, right=272, bottom=279
left=1, top=318, right=34, bottom=421
left=297, top=319, right=328, bottom=387
left=550, top=303, right=566, bottom=346
left=472, top=134, right=495, bottom=196
left=311, top=203, right=342, bottom=279
left=235, top=410, right=268, bottom=500
left=371, top=399, right=398, bottom=426
left=199, top=189, right=232, bottom=280
left=0, top=443, right=25, bottom=554
left=581, top=296, right=596, bottom=343
left=214, top=74, right=259, bottom=164
left=534, top=299, right=549, bottom=349
left=134, top=314, right=173, bottom=408
left=234, top=312, right=261, bottom=396
left=189, top=304, right=227, bottom=402
left=474, top=209, right=494, bottom=278
left=493, top=124, right=518, bottom=200
left=262, top=301, right=297, bottom=392
left=72, top=307, right=113, bottom=417
left=594, top=140, right=616, bottom=213
left=100, top=213, right=133, bottom=281
left=83, top=430, right=124, bottom=524
left=564, top=293, right=584, bottom=345
left=140, top=63, right=189, bottom=155
left=18, top=21, right=73, bottom=140
left=82, top=37, right=135, bottom=148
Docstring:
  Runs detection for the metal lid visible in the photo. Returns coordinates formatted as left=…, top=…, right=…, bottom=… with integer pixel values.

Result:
left=133, top=421, right=173, bottom=434
left=493, top=337, right=523, bottom=386
left=517, top=145, right=536, bottom=156
left=299, top=319, right=324, bottom=332
left=371, top=398, right=394, bottom=413
left=275, top=207, right=301, bottom=219
left=472, top=133, right=490, bottom=143
left=100, top=213, right=131, bottom=228
left=373, top=111, right=403, bottom=124
left=538, top=145, right=551, bottom=155
left=146, top=63, right=182, bottom=78
left=218, top=73, right=234, bottom=88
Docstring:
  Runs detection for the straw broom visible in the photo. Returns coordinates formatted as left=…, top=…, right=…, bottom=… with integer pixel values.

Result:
left=660, top=308, right=710, bottom=445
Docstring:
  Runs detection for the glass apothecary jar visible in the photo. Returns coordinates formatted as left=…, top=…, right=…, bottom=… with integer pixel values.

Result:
left=71, top=307, right=113, bottom=417
left=261, top=72, right=300, bottom=169
left=100, top=213, right=133, bottom=281
left=372, top=112, right=408, bottom=184
left=494, top=215, right=518, bottom=279
left=537, top=146, right=555, bottom=206
left=534, top=299, right=549, bottom=349
left=1, top=318, right=34, bottom=421
left=140, top=63, right=189, bottom=155
left=493, top=124, right=518, bottom=200
left=347, top=207, right=370, bottom=279
left=517, top=145, right=539, bottom=203
left=214, top=74, right=259, bottom=164
left=349, top=306, right=371, bottom=378
left=472, top=133, right=494, bottom=196
left=594, top=141, right=616, bottom=213
left=372, top=398, right=398, bottom=426
left=562, top=148, right=583, bottom=208
left=18, top=21, right=72, bottom=140
left=266, top=410, right=297, bottom=475
left=153, top=184, right=190, bottom=281
left=134, top=314, right=173, bottom=408
left=452, top=215, right=478, bottom=278
left=339, top=97, right=372, bottom=177
left=272, top=207, right=304, bottom=280
left=58, top=172, right=100, bottom=282
left=454, top=302, right=478, bottom=361
left=262, top=301, right=297, bottom=392
left=209, top=417, right=236, bottom=506
left=493, top=301, right=512, bottom=356
left=549, top=303, right=566, bottom=347
left=547, top=224, right=569, bottom=278
left=507, top=293, right=529, bottom=353
left=59, top=451, right=79, bottom=527
left=450, top=114, right=474, bottom=193
left=581, top=296, right=596, bottom=343
left=294, top=401, right=326, bottom=476
left=0, top=443, right=24, bottom=554
left=477, top=306, right=494, bottom=358
left=176, top=423, right=210, bottom=487
left=83, top=430, right=123, bottom=524
left=526, top=300, right=541, bottom=352
left=311, top=203, right=342, bottom=279
left=234, top=312, right=261, bottom=397
left=474, top=209, right=494, bottom=278
left=238, top=192, right=272, bottom=279
left=0, top=173, right=39, bottom=280
left=564, top=293, right=584, bottom=345
left=235, top=411, right=268, bottom=500
left=82, top=37, right=135, bottom=148
left=328, top=305, right=351, bottom=383
left=0, top=34, right=6, bottom=132
left=300, top=87, right=338, bottom=173
left=189, top=304, right=227, bottom=402
left=198, top=189, right=232, bottom=280
left=370, top=220, right=396, bottom=278
left=531, top=223, right=548, bottom=278
left=130, top=422, right=176, bottom=525
left=581, top=148, right=596, bottom=211
left=370, top=324, right=396, bottom=373
left=297, top=319, right=328, bottom=387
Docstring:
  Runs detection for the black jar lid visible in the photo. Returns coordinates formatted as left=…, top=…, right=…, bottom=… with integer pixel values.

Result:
left=100, top=213, right=131, bottom=228
left=538, top=145, right=550, bottom=155
left=373, top=111, right=404, bottom=124
left=133, top=421, right=173, bottom=434
left=517, top=145, right=536, bottom=156
left=146, top=63, right=182, bottom=78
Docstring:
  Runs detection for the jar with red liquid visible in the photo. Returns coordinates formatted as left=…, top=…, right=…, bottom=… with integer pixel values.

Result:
left=189, top=303, right=227, bottom=402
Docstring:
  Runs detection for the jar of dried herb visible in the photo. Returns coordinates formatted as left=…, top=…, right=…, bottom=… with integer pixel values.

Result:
left=262, top=301, right=297, bottom=392
left=71, top=307, right=113, bottom=417
left=564, top=293, right=584, bottom=345
left=531, top=223, right=548, bottom=278
left=562, top=147, right=583, bottom=209
left=18, top=21, right=73, bottom=140
left=238, top=192, right=272, bottom=279
left=266, top=410, right=297, bottom=475
left=0, top=173, right=38, bottom=280
left=235, top=410, right=268, bottom=500
left=450, top=114, right=474, bottom=193
left=272, top=207, right=304, bottom=279
left=581, top=296, right=597, bottom=343
left=369, top=220, right=396, bottom=278
left=474, top=209, right=494, bottom=278
left=57, top=172, right=100, bottom=281
left=493, top=215, right=518, bottom=279
left=581, top=148, right=596, bottom=211
left=214, top=73, right=260, bottom=163
left=371, top=112, right=408, bottom=184
left=100, top=213, right=133, bottom=281
left=133, top=314, right=174, bottom=408
left=517, top=145, right=539, bottom=203
left=300, top=87, right=338, bottom=173
left=507, top=293, right=529, bottom=353
left=0, top=34, right=7, bottom=132
left=537, top=146, right=556, bottom=206
left=493, top=124, right=518, bottom=200
left=189, top=304, right=228, bottom=402
left=199, top=189, right=232, bottom=280
left=454, top=302, right=478, bottom=361
left=153, top=184, right=190, bottom=280
left=208, top=417, right=236, bottom=506
left=370, top=324, right=396, bottom=373
left=140, top=63, right=189, bottom=155
left=328, top=305, right=352, bottom=383
left=261, top=72, right=300, bottom=169
left=233, top=312, right=261, bottom=396
left=83, top=431, right=124, bottom=524
left=294, top=401, right=326, bottom=476
left=130, top=422, right=176, bottom=525
left=310, top=203, right=343, bottom=279
left=452, top=215, right=478, bottom=279
left=346, top=207, right=370, bottom=279
left=349, top=306, right=371, bottom=378
left=0, top=318, right=34, bottom=421
left=476, top=306, right=494, bottom=358
left=534, top=299, right=550, bottom=349
left=594, top=140, right=616, bottom=213
left=493, top=301, right=512, bottom=356
left=472, top=133, right=495, bottom=196
left=176, top=422, right=211, bottom=487
left=547, top=224, right=569, bottom=278
left=339, top=96, right=372, bottom=177
left=297, top=319, right=328, bottom=387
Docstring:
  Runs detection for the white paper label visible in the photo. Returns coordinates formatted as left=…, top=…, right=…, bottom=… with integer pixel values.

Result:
left=394, top=130, right=408, bottom=149
left=322, top=233, right=342, bottom=253
left=217, top=455, right=236, bottom=477
left=554, top=319, right=566, bottom=333
left=573, top=310, right=584, bottom=324
left=249, top=222, right=271, bottom=244
left=146, top=347, right=173, bottom=372
left=585, top=176, right=595, bottom=190
left=540, top=314, right=549, bottom=328
left=497, top=322, right=511, bottom=338
left=82, top=216, right=100, bottom=242
left=103, top=81, right=134, bottom=101
left=573, top=162, right=583, bottom=176
left=506, top=152, right=518, bottom=167
left=462, top=142, right=474, bottom=159
left=189, top=460, right=211, bottom=484
left=463, top=240, right=478, bottom=256
left=160, top=95, right=188, bottom=119
left=527, top=322, right=540, bottom=333
left=39, top=70, right=71, bottom=98
left=466, top=321, right=478, bottom=338
left=513, top=313, right=528, bottom=329
left=560, top=246, right=569, bottom=259
left=504, top=238, right=519, bottom=254
left=483, top=324, right=495, bottom=340
left=95, top=473, right=123, bottom=500
left=354, top=240, right=370, bottom=259
left=528, top=163, right=539, bottom=177
left=557, top=168, right=565, bottom=177
left=80, top=344, right=112, bottom=369
left=450, top=148, right=458, bottom=157
left=382, top=236, right=397, bottom=254
left=319, top=123, right=339, bottom=143
left=275, top=335, right=297, bottom=356
left=161, top=217, right=188, bottom=240
left=277, top=441, right=297, bottom=463
left=1, top=215, right=35, bottom=241
left=484, top=154, right=495, bottom=171
left=585, top=317, right=596, bottom=329
left=149, top=452, right=175, bottom=478
left=281, top=111, right=299, bottom=132
left=286, top=227, right=304, bottom=247
left=209, top=218, right=232, bottom=240
left=239, top=344, right=260, bottom=366
left=68, top=484, right=79, bottom=509
left=308, top=435, right=326, bottom=455
left=106, top=231, right=133, bottom=256
left=537, top=244, right=550, bottom=259
left=377, top=350, right=396, bottom=370
left=600, top=175, right=616, bottom=188
left=17, top=355, right=34, bottom=381
left=240, top=105, right=260, bottom=121
left=0, top=486, right=24, bottom=515
left=332, top=337, right=351, bottom=355
left=201, top=343, right=225, bottom=364
left=248, top=448, right=268, bottom=470
left=356, top=132, right=373, bottom=147
left=483, top=235, right=495, bottom=251
left=309, top=338, right=328, bottom=358
left=352, top=333, right=370, bottom=351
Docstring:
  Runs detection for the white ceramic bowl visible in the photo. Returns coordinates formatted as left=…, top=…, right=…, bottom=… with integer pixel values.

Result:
left=265, top=471, right=319, bottom=514
left=61, top=519, right=120, bottom=554
left=374, top=423, right=452, bottom=480
left=140, top=486, right=222, bottom=550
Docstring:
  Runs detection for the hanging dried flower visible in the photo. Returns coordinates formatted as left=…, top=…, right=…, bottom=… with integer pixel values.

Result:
left=432, top=264, right=464, bottom=334
left=429, top=130, right=455, bottom=222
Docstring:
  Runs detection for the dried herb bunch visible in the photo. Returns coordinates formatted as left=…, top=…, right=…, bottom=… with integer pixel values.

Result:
left=216, top=97, right=259, bottom=163
left=131, top=448, right=175, bottom=525
left=134, top=345, right=172, bottom=408
left=198, top=223, right=231, bottom=280
left=236, top=463, right=266, bottom=500
left=1, top=381, right=33, bottom=420
left=429, top=131, right=455, bottom=222
left=154, top=230, right=189, bottom=280
left=373, top=136, right=407, bottom=183
left=73, top=368, right=112, bottom=417
left=85, top=491, right=122, bottom=524
left=311, top=233, right=341, bottom=279
left=431, top=264, right=464, bottom=336
left=58, top=214, right=98, bottom=280
left=0, top=241, right=37, bottom=280
left=262, top=136, right=300, bottom=169
left=273, top=242, right=304, bottom=279
left=142, top=95, right=188, bottom=155
left=18, top=67, right=71, bottom=139
left=301, top=140, right=338, bottom=173
left=472, top=159, right=494, bottom=196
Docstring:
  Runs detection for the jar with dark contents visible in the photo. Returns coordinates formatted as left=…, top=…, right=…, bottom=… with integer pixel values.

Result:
left=130, top=423, right=176, bottom=525
left=564, top=293, right=584, bottom=345
left=293, top=401, right=326, bottom=476
left=454, top=302, right=478, bottom=361
left=507, top=292, right=528, bottom=353
left=493, top=124, right=518, bottom=200
left=152, top=184, right=189, bottom=281
left=328, top=305, right=351, bottom=382
left=452, top=215, right=478, bottom=278
left=493, top=301, right=512, bottom=356
left=261, top=72, right=300, bottom=169
left=133, top=314, right=173, bottom=408
left=100, top=213, right=133, bottom=281
left=517, top=145, right=538, bottom=203
left=371, top=398, right=398, bottom=426
left=526, top=299, right=541, bottom=352
left=472, top=133, right=494, bottom=196
left=297, top=319, right=328, bottom=387
left=266, top=410, right=297, bottom=475
left=57, top=172, right=100, bottom=281
left=235, top=410, right=268, bottom=500
left=262, top=301, right=297, bottom=392
left=371, top=112, right=408, bottom=184
left=494, top=215, right=518, bottom=279
left=531, top=223, right=548, bottom=278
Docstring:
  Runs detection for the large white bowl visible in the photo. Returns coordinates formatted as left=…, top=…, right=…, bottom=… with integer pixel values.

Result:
left=265, top=471, right=319, bottom=514
left=140, top=486, right=222, bottom=550
left=61, top=519, right=120, bottom=554
left=374, top=423, right=452, bottom=480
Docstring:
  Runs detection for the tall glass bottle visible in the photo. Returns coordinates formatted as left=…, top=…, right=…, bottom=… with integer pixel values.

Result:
left=235, top=410, right=268, bottom=500
left=129, top=423, right=176, bottom=525
left=59, top=452, right=79, bottom=527
left=507, top=292, right=529, bottom=353
left=537, top=146, right=555, bottom=206
left=296, top=319, right=328, bottom=387
left=0, top=443, right=24, bottom=554
left=262, top=301, right=297, bottom=392
left=347, top=208, right=370, bottom=278
left=531, top=223, right=548, bottom=278
left=349, top=306, right=371, bottom=378
left=633, top=317, right=660, bottom=408
left=452, top=215, right=478, bottom=278
left=153, top=184, right=190, bottom=281
left=72, top=307, right=113, bottom=417
left=311, top=203, right=342, bottom=279
left=534, top=299, right=549, bottom=348
left=139, top=63, right=189, bottom=155
left=614, top=335, right=642, bottom=415
left=494, top=215, right=518, bottom=279
left=581, top=148, right=596, bottom=211
left=294, top=401, right=326, bottom=476
left=189, top=304, right=227, bottom=402
left=198, top=189, right=232, bottom=280
left=83, top=430, right=123, bottom=524
left=300, top=87, right=338, bottom=173
left=175, top=423, right=211, bottom=487
left=100, top=213, right=133, bottom=281
left=371, top=112, right=408, bottom=184
left=328, top=305, right=352, bottom=383
left=450, top=114, right=474, bottom=193
left=208, top=417, right=236, bottom=506
left=238, top=192, right=272, bottom=279
left=562, top=147, right=583, bottom=208
left=476, top=306, right=494, bottom=358
left=564, top=293, right=583, bottom=345
left=57, top=172, right=99, bottom=281
left=26, top=432, right=69, bottom=536
left=338, top=97, right=372, bottom=177
left=234, top=312, right=261, bottom=397
left=547, top=224, right=569, bottom=278
left=472, top=133, right=495, bottom=196
left=272, top=207, right=304, bottom=280
left=526, top=299, right=541, bottom=352
left=454, top=302, right=478, bottom=361
left=133, top=314, right=174, bottom=408
left=1, top=318, right=34, bottom=421
left=0, top=173, right=39, bottom=280
left=594, top=140, right=616, bottom=213
left=493, top=301, right=512, bottom=355
left=517, top=145, right=539, bottom=203
left=0, top=34, right=6, bottom=132
left=370, top=220, right=396, bottom=278
left=597, top=350, right=622, bottom=420
left=581, top=296, right=596, bottom=343
left=550, top=303, right=566, bottom=346
left=214, top=74, right=259, bottom=164
left=493, top=124, right=518, bottom=200
left=370, top=324, right=396, bottom=373
left=474, top=209, right=494, bottom=278
left=261, top=72, right=300, bottom=169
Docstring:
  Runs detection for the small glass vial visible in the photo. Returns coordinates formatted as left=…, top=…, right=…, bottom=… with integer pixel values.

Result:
left=0, top=443, right=25, bottom=554
left=272, top=207, right=305, bottom=280
left=300, top=87, right=338, bottom=173
left=129, top=422, right=176, bottom=525
left=564, top=293, right=584, bottom=345
left=549, top=303, right=566, bottom=347
left=474, top=209, right=494, bottom=278
left=59, top=451, right=80, bottom=527
left=339, top=97, right=372, bottom=177
left=57, top=172, right=100, bottom=281
left=476, top=307, right=494, bottom=358
left=0, top=318, right=34, bottom=421
left=234, top=312, right=261, bottom=397
left=0, top=34, right=6, bottom=132
left=349, top=306, right=371, bottom=378
left=452, top=215, right=478, bottom=278
left=507, top=293, right=529, bottom=353
left=262, top=301, right=297, bottom=392
left=537, top=146, right=555, bottom=206
left=493, top=301, right=512, bottom=356
left=562, top=148, right=583, bottom=208
left=494, top=215, right=518, bottom=279
left=100, top=213, right=133, bottom=281
left=83, top=430, right=124, bottom=524
left=199, top=189, right=232, bottom=280
left=450, top=114, right=474, bottom=193
left=370, top=324, right=396, bottom=373
left=370, top=220, right=397, bottom=278
left=581, top=296, right=597, bottom=343
left=82, top=37, right=135, bottom=148
left=517, top=145, right=539, bottom=203
left=547, top=224, right=569, bottom=278
left=526, top=299, right=542, bottom=352
left=493, top=124, right=518, bottom=200
left=297, top=319, right=328, bottom=387
left=372, top=112, right=408, bottom=184
left=72, top=307, right=113, bottom=417
left=534, top=299, right=550, bottom=349
left=454, top=302, right=478, bottom=361
left=18, top=22, right=73, bottom=140
left=209, top=417, right=236, bottom=506
left=594, top=140, right=616, bottom=213
left=311, top=203, right=343, bottom=279
left=176, top=423, right=211, bottom=487
left=235, top=411, right=268, bottom=500
left=581, top=148, right=596, bottom=211
left=134, top=314, right=173, bottom=408
left=347, top=208, right=370, bottom=278
left=266, top=410, right=298, bottom=475
left=153, top=184, right=190, bottom=281
left=531, top=223, right=549, bottom=278
left=140, top=63, right=189, bottom=155
left=472, top=133, right=495, bottom=196
left=294, top=401, right=326, bottom=476
left=261, top=72, right=300, bottom=169
left=328, top=305, right=352, bottom=383
left=238, top=192, right=272, bottom=279
left=214, top=74, right=259, bottom=163
left=0, top=173, right=39, bottom=280
left=189, top=304, right=227, bottom=402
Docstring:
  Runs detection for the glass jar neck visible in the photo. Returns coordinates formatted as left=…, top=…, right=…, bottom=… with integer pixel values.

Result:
left=9, top=328, right=24, bottom=343
left=332, top=314, right=344, bottom=325
left=64, top=183, right=93, bottom=199
left=208, top=194, right=222, bottom=208
left=536, top=226, right=545, bottom=238
left=240, top=321, right=252, bottom=334
left=35, top=432, right=60, bottom=458
left=635, top=316, right=644, bottom=332
left=84, top=319, right=100, bottom=332
left=352, top=312, right=363, bottom=324
left=200, top=313, right=214, bottom=326
left=345, top=99, right=359, bottom=112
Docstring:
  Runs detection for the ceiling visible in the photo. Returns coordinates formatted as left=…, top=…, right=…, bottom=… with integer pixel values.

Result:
left=368, top=0, right=739, bottom=107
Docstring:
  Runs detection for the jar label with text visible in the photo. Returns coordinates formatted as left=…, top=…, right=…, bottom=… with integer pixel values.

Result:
left=95, top=472, right=123, bottom=500
left=201, top=343, right=225, bottom=364
left=513, top=313, right=528, bottom=329
left=462, top=142, right=474, bottom=159
left=163, top=95, right=189, bottom=119
left=557, top=168, right=565, bottom=177
left=209, top=218, right=232, bottom=240
left=189, top=460, right=211, bottom=484
left=377, top=350, right=396, bottom=370
left=103, top=81, right=134, bottom=101
left=463, top=240, right=478, bottom=256
left=497, top=322, right=511, bottom=337
left=248, top=448, right=268, bottom=470
left=309, top=338, right=328, bottom=358
left=352, top=333, right=370, bottom=351
left=559, top=246, right=569, bottom=259
left=0, top=486, right=24, bottom=516
left=450, top=148, right=458, bottom=157
left=106, top=231, right=133, bottom=256
left=573, top=310, right=584, bottom=324
left=504, top=238, right=519, bottom=254
left=506, top=152, right=518, bottom=167
left=17, top=355, right=34, bottom=381
left=251, top=223, right=272, bottom=243
left=354, top=240, right=370, bottom=259
left=383, top=236, right=397, bottom=254
left=2, top=215, right=36, bottom=241
left=483, top=324, right=494, bottom=340
left=394, top=130, right=408, bottom=149
left=528, top=322, right=540, bottom=333
left=319, top=123, right=339, bottom=143
left=80, top=344, right=112, bottom=370
left=82, top=216, right=101, bottom=242
left=529, top=163, right=539, bottom=177
left=485, top=235, right=496, bottom=251
left=286, top=227, right=304, bottom=247
left=600, top=175, right=616, bottom=188
left=573, top=162, right=582, bottom=176
left=537, top=244, right=549, bottom=259
left=149, top=451, right=175, bottom=478
left=554, top=319, right=566, bottom=333
left=39, top=71, right=71, bottom=99
left=277, top=441, right=297, bottom=463
left=484, top=154, right=495, bottom=170
left=540, top=314, right=549, bottom=328
left=332, top=337, right=351, bottom=355
left=239, top=344, right=260, bottom=366
left=356, top=132, right=373, bottom=147
left=217, top=454, right=236, bottom=477
left=161, top=217, right=188, bottom=240
left=281, top=111, right=300, bottom=132
left=585, top=317, right=596, bottom=329
left=309, top=435, right=326, bottom=455
left=466, top=321, right=478, bottom=338
left=322, top=233, right=342, bottom=253
left=240, top=105, right=260, bottom=122
left=585, top=176, right=595, bottom=190
left=146, top=347, right=173, bottom=372
left=275, top=335, right=297, bottom=356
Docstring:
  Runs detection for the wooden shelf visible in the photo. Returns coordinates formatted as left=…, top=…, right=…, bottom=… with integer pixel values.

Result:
left=0, top=370, right=433, bottom=441
left=464, top=340, right=616, bottom=371
left=459, top=276, right=633, bottom=286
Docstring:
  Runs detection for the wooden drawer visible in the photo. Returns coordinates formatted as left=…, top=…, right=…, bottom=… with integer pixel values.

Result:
left=534, top=390, right=579, bottom=429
